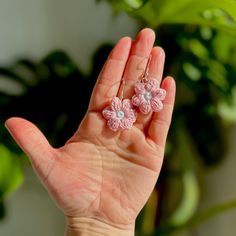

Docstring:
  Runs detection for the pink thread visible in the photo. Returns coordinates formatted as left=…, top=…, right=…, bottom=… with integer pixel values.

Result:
left=132, top=79, right=166, bottom=114
left=102, top=97, right=137, bottom=132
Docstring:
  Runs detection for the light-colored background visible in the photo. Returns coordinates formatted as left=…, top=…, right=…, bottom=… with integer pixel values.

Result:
left=0, top=0, right=137, bottom=72
left=0, top=0, right=236, bottom=235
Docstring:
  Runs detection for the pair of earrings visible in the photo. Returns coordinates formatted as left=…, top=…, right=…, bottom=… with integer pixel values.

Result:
left=102, top=56, right=166, bottom=132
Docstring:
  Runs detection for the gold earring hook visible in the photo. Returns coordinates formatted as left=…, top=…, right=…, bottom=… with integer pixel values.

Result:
left=119, top=78, right=126, bottom=100
left=142, top=55, right=152, bottom=83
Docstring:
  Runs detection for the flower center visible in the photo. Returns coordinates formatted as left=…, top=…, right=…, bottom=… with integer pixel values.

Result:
left=116, top=110, right=125, bottom=119
left=144, top=91, right=152, bottom=101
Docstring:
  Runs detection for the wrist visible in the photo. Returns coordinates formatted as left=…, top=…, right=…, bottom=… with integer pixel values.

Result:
left=65, top=216, right=135, bottom=236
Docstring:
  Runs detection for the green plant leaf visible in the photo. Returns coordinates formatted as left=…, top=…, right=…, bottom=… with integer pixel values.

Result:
left=217, top=86, right=236, bottom=122
left=104, top=0, right=147, bottom=12
left=186, top=198, right=236, bottom=228
left=167, top=125, right=200, bottom=227
left=187, top=39, right=209, bottom=59
left=168, top=171, right=199, bottom=227
left=212, top=31, right=236, bottom=64
left=0, top=201, right=5, bottom=219
left=0, top=144, right=24, bottom=200
left=171, top=197, right=236, bottom=234
left=141, top=190, right=158, bottom=235
left=183, top=63, right=202, bottom=81
left=124, top=0, right=144, bottom=9
left=0, top=75, right=26, bottom=96
left=130, top=0, right=236, bottom=34
left=206, top=59, right=228, bottom=90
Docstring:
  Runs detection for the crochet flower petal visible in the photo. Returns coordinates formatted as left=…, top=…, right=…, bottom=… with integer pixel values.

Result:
left=132, top=94, right=143, bottom=107
left=134, top=82, right=145, bottom=95
left=120, top=118, right=133, bottom=130
left=111, top=97, right=122, bottom=111
left=122, top=99, right=132, bottom=110
left=151, top=97, right=163, bottom=112
left=123, top=107, right=137, bottom=123
left=146, top=79, right=159, bottom=93
left=153, top=88, right=166, bottom=101
left=128, top=110, right=137, bottom=123
left=139, top=101, right=151, bottom=114
left=107, top=118, right=120, bottom=132
left=102, top=108, right=116, bottom=120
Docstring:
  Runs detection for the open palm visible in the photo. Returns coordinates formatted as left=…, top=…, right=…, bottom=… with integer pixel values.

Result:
left=5, top=29, right=175, bottom=230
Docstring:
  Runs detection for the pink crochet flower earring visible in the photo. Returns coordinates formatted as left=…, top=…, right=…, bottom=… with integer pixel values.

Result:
left=132, top=56, right=166, bottom=114
left=102, top=79, right=137, bottom=132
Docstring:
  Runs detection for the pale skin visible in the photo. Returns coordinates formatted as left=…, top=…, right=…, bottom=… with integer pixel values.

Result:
left=5, top=28, right=176, bottom=236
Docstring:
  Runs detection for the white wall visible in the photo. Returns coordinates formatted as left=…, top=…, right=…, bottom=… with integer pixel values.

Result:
left=0, top=0, right=138, bottom=72
left=194, top=125, right=236, bottom=236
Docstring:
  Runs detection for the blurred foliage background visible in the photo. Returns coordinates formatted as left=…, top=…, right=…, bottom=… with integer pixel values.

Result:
left=0, top=0, right=236, bottom=235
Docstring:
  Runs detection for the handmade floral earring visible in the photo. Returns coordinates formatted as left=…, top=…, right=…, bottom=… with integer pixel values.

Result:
left=102, top=79, right=137, bottom=132
left=132, top=56, right=166, bottom=114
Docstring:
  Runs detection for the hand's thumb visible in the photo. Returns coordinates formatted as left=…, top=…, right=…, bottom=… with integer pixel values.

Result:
left=5, top=117, right=56, bottom=180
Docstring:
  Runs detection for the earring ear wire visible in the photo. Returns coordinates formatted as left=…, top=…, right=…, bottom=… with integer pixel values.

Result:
left=119, top=78, right=125, bottom=100
left=141, top=55, right=152, bottom=83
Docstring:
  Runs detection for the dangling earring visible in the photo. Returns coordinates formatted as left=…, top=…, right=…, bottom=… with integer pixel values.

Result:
left=102, top=79, right=137, bottom=132
left=131, top=56, right=166, bottom=114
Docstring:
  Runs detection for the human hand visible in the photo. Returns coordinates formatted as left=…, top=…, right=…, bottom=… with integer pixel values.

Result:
left=5, top=28, right=176, bottom=236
